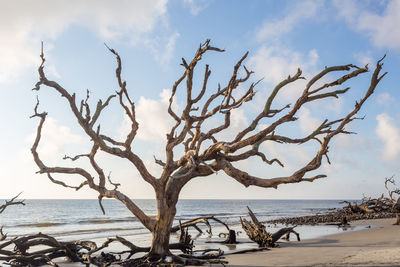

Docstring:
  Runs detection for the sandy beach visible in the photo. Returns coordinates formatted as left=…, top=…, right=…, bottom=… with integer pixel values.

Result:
left=32, top=217, right=400, bottom=266
left=225, top=218, right=400, bottom=266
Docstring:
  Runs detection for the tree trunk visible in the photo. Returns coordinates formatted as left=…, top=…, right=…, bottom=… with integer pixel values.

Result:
left=148, top=197, right=177, bottom=258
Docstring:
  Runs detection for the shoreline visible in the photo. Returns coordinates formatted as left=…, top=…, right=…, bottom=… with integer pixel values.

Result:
left=225, top=218, right=400, bottom=266
left=46, top=217, right=399, bottom=266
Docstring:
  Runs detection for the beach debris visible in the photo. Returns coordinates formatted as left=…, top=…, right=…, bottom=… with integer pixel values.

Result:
left=342, top=177, right=400, bottom=215
left=325, top=216, right=350, bottom=228
left=241, top=206, right=300, bottom=247
left=0, top=206, right=228, bottom=266
left=171, top=216, right=230, bottom=235
left=172, top=216, right=238, bottom=244
left=223, top=229, right=238, bottom=244
left=0, top=216, right=232, bottom=266
left=177, top=220, right=194, bottom=254
left=267, top=210, right=396, bottom=226
left=0, top=232, right=221, bottom=267
left=267, top=178, right=400, bottom=227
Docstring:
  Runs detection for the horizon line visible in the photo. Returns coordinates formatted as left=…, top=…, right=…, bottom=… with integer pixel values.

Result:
left=1, top=198, right=357, bottom=201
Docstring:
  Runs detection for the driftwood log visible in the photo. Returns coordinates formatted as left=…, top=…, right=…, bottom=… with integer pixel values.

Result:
left=0, top=198, right=227, bottom=267
left=342, top=177, right=400, bottom=215
left=241, top=206, right=300, bottom=247
left=339, top=177, right=400, bottom=226
left=0, top=215, right=232, bottom=266
left=172, top=216, right=238, bottom=244
left=0, top=232, right=226, bottom=267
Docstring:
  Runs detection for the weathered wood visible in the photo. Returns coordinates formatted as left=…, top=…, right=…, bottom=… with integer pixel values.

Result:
left=241, top=207, right=300, bottom=247
left=224, top=229, right=237, bottom=244
left=171, top=216, right=230, bottom=234
left=177, top=220, right=194, bottom=254
left=0, top=233, right=195, bottom=267
left=273, top=227, right=300, bottom=243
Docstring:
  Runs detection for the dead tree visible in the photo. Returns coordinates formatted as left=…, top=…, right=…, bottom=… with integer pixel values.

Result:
left=30, top=40, right=385, bottom=262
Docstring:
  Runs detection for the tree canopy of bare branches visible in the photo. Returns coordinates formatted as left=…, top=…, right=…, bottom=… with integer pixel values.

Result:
left=30, top=40, right=386, bottom=260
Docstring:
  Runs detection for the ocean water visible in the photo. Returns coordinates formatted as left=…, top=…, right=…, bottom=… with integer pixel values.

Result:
left=0, top=199, right=355, bottom=247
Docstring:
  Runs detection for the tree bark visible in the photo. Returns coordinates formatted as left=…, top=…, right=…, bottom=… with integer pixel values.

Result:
left=148, top=197, right=177, bottom=258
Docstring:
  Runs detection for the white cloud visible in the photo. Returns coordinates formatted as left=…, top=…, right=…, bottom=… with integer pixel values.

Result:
left=249, top=46, right=314, bottom=85
left=249, top=45, right=319, bottom=103
left=0, top=0, right=168, bottom=84
left=120, top=89, right=176, bottom=142
left=353, top=51, right=373, bottom=67
left=256, top=125, right=312, bottom=172
left=257, top=0, right=322, bottom=41
left=334, top=0, right=400, bottom=51
left=248, top=44, right=352, bottom=115
left=376, top=113, right=400, bottom=161
left=298, top=107, right=321, bottom=135
left=183, top=0, right=211, bottom=16
left=376, top=92, right=397, bottom=106
left=262, top=141, right=312, bottom=173
left=214, top=108, right=248, bottom=142
left=145, top=32, right=180, bottom=66
left=27, top=117, right=86, bottom=164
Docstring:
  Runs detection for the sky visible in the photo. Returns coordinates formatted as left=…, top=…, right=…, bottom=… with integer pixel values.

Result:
left=0, top=0, right=400, bottom=200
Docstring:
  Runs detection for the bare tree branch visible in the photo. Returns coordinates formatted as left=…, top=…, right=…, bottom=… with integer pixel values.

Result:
left=0, top=193, right=25, bottom=214
left=31, top=57, right=156, bottom=231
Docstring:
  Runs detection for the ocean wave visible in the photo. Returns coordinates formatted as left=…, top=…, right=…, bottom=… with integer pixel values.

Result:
left=175, top=213, right=245, bottom=220
left=78, top=217, right=138, bottom=224
left=54, top=226, right=140, bottom=236
left=15, top=222, right=65, bottom=227
left=6, top=226, right=147, bottom=239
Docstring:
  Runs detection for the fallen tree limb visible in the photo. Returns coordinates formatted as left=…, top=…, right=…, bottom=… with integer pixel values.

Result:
left=0, top=233, right=196, bottom=267
left=241, top=206, right=300, bottom=247
left=172, top=216, right=238, bottom=244
left=171, top=216, right=230, bottom=234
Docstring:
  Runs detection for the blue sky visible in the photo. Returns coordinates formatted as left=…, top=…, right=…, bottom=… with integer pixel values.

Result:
left=1, top=0, right=400, bottom=199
